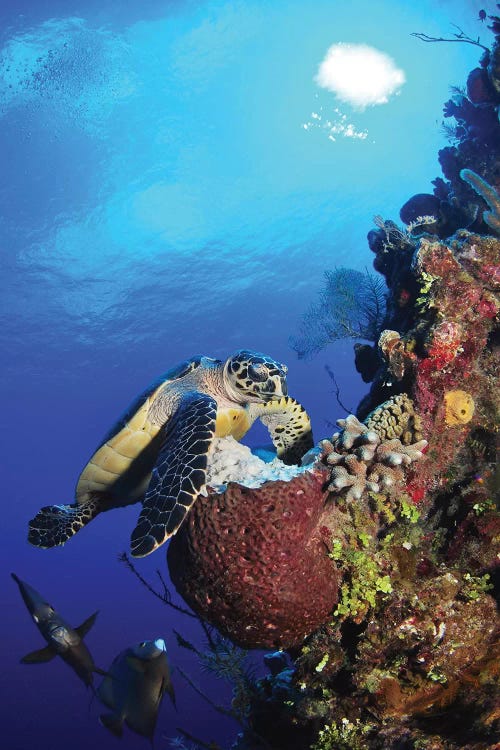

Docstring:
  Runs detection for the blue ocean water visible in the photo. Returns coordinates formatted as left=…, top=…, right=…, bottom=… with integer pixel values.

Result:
left=0, top=0, right=488, bottom=747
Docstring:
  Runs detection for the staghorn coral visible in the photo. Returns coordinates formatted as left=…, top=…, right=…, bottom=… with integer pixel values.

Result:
left=460, top=168, right=500, bottom=233
left=320, top=412, right=427, bottom=501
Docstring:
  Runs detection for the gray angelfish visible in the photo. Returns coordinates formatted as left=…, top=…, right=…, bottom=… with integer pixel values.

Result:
left=97, top=638, right=175, bottom=742
left=11, top=573, right=105, bottom=689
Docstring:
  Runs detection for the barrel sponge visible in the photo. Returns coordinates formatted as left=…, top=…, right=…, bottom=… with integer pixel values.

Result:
left=167, top=468, right=340, bottom=649
left=443, top=389, right=475, bottom=426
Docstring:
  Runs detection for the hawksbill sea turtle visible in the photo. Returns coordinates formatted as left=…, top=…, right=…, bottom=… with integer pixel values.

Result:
left=28, top=350, right=314, bottom=557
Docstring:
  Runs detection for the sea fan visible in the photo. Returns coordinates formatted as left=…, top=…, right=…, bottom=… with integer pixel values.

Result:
left=290, top=267, right=387, bottom=359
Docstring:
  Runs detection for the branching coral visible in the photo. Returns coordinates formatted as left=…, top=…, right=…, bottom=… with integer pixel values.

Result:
left=460, top=168, right=500, bottom=233
left=319, top=411, right=427, bottom=501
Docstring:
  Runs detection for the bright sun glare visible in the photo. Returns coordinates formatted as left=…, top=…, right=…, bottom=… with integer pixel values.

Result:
left=315, top=42, right=406, bottom=109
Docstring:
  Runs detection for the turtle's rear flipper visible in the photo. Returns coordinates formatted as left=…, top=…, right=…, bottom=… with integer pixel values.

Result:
left=28, top=495, right=103, bottom=548
left=130, top=391, right=217, bottom=558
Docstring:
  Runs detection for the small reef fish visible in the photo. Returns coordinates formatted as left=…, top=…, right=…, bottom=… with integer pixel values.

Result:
left=11, top=572, right=105, bottom=689
left=97, top=638, right=175, bottom=741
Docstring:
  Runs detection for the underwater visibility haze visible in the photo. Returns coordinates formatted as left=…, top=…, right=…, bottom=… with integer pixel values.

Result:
left=1, top=0, right=498, bottom=748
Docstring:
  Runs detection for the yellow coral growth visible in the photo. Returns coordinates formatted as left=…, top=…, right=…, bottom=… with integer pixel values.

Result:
left=444, top=390, right=475, bottom=426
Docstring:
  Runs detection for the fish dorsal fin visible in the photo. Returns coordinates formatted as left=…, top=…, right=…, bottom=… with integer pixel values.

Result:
left=21, top=645, right=56, bottom=664
left=75, top=611, right=99, bottom=639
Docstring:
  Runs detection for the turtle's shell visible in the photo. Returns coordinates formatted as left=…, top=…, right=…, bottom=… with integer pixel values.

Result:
left=75, top=357, right=204, bottom=505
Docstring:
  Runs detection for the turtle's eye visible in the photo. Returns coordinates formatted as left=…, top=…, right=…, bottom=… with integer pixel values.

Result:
left=248, top=363, right=268, bottom=382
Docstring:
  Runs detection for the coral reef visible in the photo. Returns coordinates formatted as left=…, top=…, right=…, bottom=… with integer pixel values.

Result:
left=227, top=12, right=499, bottom=750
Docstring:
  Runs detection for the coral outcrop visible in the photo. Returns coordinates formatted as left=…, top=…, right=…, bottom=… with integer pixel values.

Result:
left=320, top=412, right=426, bottom=501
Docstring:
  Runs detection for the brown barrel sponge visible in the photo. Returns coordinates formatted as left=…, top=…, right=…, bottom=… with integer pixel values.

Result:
left=167, top=468, right=339, bottom=649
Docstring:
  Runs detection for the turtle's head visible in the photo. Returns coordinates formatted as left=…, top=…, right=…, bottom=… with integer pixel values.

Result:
left=224, top=350, right=288, bottom=403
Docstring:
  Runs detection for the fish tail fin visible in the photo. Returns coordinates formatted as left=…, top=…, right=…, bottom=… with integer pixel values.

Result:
left=99, top=712, right=124, bottom=738
left=28, top=495, right=103, bottom=549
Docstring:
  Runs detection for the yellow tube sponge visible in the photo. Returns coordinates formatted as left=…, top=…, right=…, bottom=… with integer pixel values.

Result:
left=443, top=390, right=475, bottom=426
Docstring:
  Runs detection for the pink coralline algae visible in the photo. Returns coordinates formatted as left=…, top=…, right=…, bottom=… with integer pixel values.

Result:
left=167, top=468, right=340, bottom=649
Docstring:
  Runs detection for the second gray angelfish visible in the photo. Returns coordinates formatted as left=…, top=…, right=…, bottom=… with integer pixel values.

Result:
left=97, top=638, right=175, bottom=741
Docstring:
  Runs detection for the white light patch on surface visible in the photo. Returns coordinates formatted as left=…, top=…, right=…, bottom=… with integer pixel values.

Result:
left=302, top=105, right=368, bottom=141
left=315, top=43, right=405, bottom=108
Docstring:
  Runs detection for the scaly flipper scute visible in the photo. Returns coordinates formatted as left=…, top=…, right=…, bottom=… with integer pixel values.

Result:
left=259, top=396, right=314, bottom=464
left=28, top=495, right=103, bottom=548
left=130, top=392, right=217, bottom=557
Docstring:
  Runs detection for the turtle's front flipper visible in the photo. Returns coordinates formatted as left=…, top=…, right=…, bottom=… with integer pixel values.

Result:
left=258, top=396, right=314, bottom=465
left=28, top=496, right=103, bottom=549
left=130, top=392, right=217, bottom=558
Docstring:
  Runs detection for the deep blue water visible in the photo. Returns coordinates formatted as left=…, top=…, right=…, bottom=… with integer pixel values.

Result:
left=0, top=0, right=488, bottom=748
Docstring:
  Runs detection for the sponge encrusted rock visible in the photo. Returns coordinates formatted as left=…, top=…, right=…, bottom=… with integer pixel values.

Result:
left=167, top=467, right=339, bottom=649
